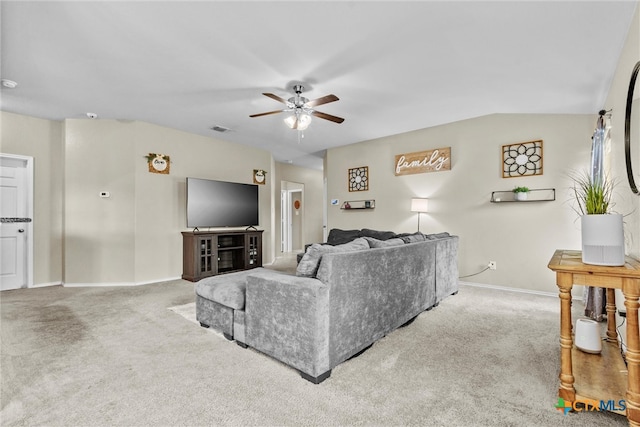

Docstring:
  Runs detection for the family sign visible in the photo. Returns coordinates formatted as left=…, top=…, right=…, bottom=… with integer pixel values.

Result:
left=394, top=147, right=451, bottom=176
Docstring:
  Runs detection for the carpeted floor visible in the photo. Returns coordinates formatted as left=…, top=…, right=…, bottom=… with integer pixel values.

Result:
left=0, top=256, right=627, bottom=426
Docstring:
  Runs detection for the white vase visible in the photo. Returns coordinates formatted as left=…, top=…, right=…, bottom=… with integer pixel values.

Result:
left=581, top=213, right=624, bottom=266
left=515, top=192, right=528, bottom=201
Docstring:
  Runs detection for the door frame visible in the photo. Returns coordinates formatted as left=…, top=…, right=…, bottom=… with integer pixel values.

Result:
left=1, top=153, right=34, bottom=288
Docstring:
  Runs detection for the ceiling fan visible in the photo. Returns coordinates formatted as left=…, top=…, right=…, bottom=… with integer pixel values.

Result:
left=250, top=85, right=344, bottom=130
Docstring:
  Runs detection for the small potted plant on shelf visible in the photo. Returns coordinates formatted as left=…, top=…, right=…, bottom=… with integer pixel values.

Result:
left=512, top=186, right=530, bottom=201
left=571, top=171, right=624, bottom=266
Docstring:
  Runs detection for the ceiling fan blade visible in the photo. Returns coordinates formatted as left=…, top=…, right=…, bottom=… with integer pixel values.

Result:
left=262, top=93, right=289, bottom=104
left=249, top=110, right=284, bottom=118
left=306, top=94, right=339, bottom=108
left=311, top=110, right=345, bottom=124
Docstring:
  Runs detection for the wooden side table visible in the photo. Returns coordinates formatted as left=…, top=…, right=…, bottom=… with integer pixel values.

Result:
left=548, top=249, right=640, bottom=426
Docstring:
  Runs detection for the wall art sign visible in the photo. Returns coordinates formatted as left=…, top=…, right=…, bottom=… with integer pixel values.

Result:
left=502, top=140, right=543, bottom=178
left=253, top=169, right=267, bottom=185
left=146, top=153, right=170, bottom=174
left=348, top=166, right=369, bottom=192
left=394, top=147, right=451, bottom=176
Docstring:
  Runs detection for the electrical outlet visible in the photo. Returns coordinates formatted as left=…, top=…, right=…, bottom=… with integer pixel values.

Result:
left=619, top=309, right=627, bottom=318
left=488, top=261, right=497, bottom=270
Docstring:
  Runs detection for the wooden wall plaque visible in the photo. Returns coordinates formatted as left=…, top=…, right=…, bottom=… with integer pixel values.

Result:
left=394, top=147, right=451, bottom=176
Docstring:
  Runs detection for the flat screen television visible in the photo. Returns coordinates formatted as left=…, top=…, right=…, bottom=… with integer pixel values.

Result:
left=186, top=178, right=259, bottom=228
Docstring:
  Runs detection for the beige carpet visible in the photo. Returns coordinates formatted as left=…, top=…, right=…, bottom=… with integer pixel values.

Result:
left=168, top=302, right=198, bottom=324
left=168, top=302, right=225, bottom=339
left=1, top=271, right=627, bottom=426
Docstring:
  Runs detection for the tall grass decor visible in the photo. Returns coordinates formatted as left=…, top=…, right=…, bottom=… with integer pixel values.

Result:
left=570, top=171, right=614, bottom=215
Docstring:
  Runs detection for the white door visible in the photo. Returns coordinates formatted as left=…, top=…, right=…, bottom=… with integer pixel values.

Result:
left=0, top=155, right=33, bottom=290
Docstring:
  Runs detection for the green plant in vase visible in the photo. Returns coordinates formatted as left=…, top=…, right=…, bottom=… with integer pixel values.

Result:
left=512, top=186, right=530, bottom=201
left=570, top=171, right=624, bottom=266
left=570, top=171, right=613, bottom=215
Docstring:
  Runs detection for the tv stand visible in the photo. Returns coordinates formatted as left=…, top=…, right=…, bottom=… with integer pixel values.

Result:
left=182, top=230, right=263, bottom=282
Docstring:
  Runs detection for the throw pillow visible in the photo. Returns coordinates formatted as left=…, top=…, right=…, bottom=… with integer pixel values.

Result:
left=327, top=228, right=362, bottom=245
left=360, top=228, right=397, bottom=241
left=397, top=231, right=427, bottom=244
left=364, top=237, right=405, bottom=248
left=296, top=237, right=370, bottom=277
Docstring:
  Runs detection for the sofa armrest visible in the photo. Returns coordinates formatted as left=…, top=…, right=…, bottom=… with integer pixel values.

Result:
left=244, top=272, right=330, bottom=377
left=435, top=236, right=459, bottom=301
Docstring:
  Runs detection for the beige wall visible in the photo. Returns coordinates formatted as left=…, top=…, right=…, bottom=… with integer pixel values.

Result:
left=64, top=119, right=273, bottom=285
left=64, top=120, right=137, bottom=284
left=0, top=111, right=64, bottom=285
left=132, top=121, right=273, bottom=283
left=1, top=112, right=275, bottom=286
left=326, top=113, right=594, bottom=294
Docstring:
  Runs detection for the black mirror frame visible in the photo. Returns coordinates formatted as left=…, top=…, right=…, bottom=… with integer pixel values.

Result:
left=625, top=60, right=640, bottom=194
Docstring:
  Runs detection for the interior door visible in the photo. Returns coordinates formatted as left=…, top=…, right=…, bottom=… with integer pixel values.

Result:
left=0, top=155, right=33, bottom=290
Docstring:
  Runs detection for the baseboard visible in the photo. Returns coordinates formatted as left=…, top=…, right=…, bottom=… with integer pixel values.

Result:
left=30, top=281, right=62, bottom=288
left=460, top=281, right=585, bottom=302
left=136, top=276, right=182, bottom=286
left=64, top=282, right=137, bottom=287
left=459, top=281, right=559, bottom=299
left=63, top=276, right=183, bottom=287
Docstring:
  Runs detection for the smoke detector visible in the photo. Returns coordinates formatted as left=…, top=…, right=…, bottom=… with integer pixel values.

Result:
left=1, top=79, right=17, bottom=89
left=211, top=125, right=231, bottom=133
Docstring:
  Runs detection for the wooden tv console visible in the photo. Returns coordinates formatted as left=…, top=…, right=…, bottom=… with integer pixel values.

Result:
left=548, top=249, right=640, bottom=426
left=182, top=230, right=263, bottom=282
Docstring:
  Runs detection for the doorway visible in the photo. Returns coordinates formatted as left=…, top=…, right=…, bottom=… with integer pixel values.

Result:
left=0, top=154, right=34, bottom=290
left=281, top=181, right=304, bottom=253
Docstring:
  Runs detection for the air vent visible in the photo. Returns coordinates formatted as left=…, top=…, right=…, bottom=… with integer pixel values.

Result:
left=211, top=125, right=231, bottom=133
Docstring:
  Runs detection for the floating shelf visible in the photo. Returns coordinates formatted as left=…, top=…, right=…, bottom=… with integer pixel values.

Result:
left=490, top=188, right=555, bottom=203
left=341, top=200, right=375, bottom=210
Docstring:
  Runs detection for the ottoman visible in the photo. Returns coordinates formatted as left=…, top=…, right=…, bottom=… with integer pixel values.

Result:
left=195, top=268, right=287, bottom=345
left=195, top=269, right=259, bottom=342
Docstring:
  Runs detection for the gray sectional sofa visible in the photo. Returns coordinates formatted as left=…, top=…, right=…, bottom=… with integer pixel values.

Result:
left=195, top=230, right=459, bottom=383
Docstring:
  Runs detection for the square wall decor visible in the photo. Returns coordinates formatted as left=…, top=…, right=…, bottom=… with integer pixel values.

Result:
left=348, top=166, right=369, bottom=192
left=502, top=140, right=543, bottom=178
left=146, top=153, right=170, bottom=174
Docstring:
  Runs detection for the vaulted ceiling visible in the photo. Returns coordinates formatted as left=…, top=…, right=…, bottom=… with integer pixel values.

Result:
left=1, top=1, right=637, bottom=169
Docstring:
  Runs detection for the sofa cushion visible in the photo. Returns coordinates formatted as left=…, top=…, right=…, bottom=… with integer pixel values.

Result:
left=196, top=279, right=246, bottom=310
left=397, top=231, right=427, bottom=244
left=297, top=237, right=370, bottom=277
left=360, top=228, right=397, bottom=241
left=364, top=237, right=405, bottom=248
left=426, top=232, right=451, bottom=240
left=327, top=228, right=361, bottom=245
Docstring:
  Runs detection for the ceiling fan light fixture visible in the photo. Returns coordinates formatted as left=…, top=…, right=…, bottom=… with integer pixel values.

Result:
left=251, top=86, right=342, bottom=131
left=284, top=112, right=311, bottom=130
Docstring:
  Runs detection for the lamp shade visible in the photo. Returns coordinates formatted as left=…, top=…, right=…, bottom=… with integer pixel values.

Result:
left=411, top=198, right=429, bottom=213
